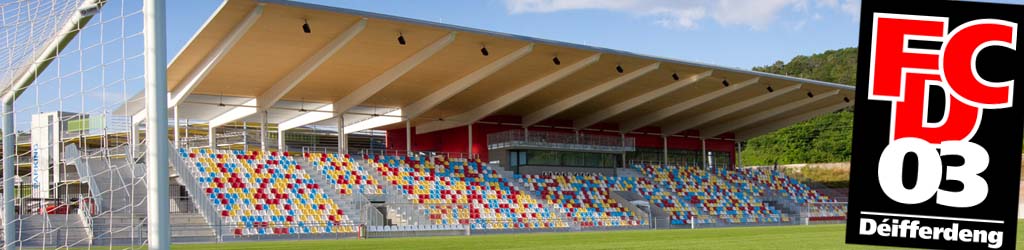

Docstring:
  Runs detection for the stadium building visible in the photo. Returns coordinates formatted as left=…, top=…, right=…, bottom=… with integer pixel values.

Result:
left=3, top=0, right=853, bottom=247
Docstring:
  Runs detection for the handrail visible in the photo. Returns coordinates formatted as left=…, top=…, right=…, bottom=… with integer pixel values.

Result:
left=360, top=158, right=432, bottom=225
left=169, top=143, right=223, bottom=241
left=487, top=129, right=635, bottom=152
left=359, top=149, right=479, bottom=160
left=65, top=144, right=105, bottom=213
left=299, top=156, right=362, bottom=224
left=77, top=201, right=95, bottom=245
left=359, top=194, right=384, bottom=226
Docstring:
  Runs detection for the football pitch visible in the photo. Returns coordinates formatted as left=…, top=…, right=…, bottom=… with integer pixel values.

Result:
left=166, top=222, right=1024, bottom=250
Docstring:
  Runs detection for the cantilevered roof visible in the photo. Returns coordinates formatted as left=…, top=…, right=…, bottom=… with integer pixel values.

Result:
left=125, top=0, right=855, bottom=140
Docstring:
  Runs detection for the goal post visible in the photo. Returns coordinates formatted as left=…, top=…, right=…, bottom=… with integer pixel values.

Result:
left=142, top=0, right=168, bottom=249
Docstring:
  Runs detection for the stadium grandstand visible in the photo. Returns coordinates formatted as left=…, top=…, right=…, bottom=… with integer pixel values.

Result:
left=0, top=0, right=853, bottom=248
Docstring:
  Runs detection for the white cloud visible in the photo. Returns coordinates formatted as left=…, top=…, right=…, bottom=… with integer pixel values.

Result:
left=840, top=0, right=860, bottom=17
left=712, top=0, right=803, bottom=29
left=503, top=0, right=861, bottom=29
left=817, top=0, right=839, bottom=8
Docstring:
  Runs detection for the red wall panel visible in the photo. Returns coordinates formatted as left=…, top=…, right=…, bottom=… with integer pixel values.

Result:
left=385, top=116, right=737, bottom=164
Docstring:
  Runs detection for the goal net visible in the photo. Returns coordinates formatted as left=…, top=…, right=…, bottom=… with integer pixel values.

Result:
left=1, top=0, right=163, bottom=248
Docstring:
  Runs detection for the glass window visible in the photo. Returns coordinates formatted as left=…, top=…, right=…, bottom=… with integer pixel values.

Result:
left=560, top=152, right=583, bottom=166
left=520, top=150, right=619, bottom=168
left=708, top=151, right=732, bottom=169
left=527, top=150, right=559, bottom=166
left=509, top=151, right=519, bottom=167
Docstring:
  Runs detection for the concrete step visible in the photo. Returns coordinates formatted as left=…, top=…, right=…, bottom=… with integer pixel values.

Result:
left=11, top=215, right=91, bottom=247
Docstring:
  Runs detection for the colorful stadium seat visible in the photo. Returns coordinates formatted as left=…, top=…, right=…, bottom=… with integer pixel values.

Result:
left=633, top=164, right=789, bottom=225
left=517, top=173, right=645, bottom=227
left=304, top=152, right=384, bottom=196
left=369, top=154, right=568, bottom=230
left=180, top=148, right=356, bottom=236
left=735, top=168, right=846, bottom=220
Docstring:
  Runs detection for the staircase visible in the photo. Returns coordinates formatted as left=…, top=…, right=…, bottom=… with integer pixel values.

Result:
left=296, top=157, right=375, bottom=225
left=609, top=191, right=648, bottom=220
left=613, top=190, right=671, bottom=229
left=760, top=191, right=803, bottom=224
left=495, top=169, right=576, bottom=226
left=90, top=214, right=146, bottom=246
left=11, top=215, right=91, bottom=247
left=360, top=159, right=431, bottom=226
left=65, top=144, right=218, bottom=244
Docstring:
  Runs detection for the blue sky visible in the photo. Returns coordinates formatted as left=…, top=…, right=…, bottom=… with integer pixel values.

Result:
left=10, top=0, right=1023, bottom=130
left=168, top=0, right=866, bottom=70
left=165, top=0, right=1022, bottom=70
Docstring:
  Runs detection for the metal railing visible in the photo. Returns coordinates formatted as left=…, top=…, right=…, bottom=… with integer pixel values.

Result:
left=76, top=200, right=94, bottom=245
left=358, top=149, right=479, bottom=160
left=801, top=201, right=848, bottom=225
left=66, top=144, right=105, bottom=213
left=487, top=130, right=635, bottom=152
left=170, top=144, right=224, bottom=241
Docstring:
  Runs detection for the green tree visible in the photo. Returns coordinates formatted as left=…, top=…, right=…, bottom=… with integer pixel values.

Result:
left=741, top=48, right=856, bottom=165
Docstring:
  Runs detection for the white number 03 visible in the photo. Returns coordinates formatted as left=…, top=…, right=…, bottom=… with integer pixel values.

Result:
left=877, top=138, right=989, bottom=208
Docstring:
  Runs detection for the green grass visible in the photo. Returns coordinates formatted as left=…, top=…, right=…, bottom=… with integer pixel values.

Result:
left=163, top=222, right=1024, bottom=250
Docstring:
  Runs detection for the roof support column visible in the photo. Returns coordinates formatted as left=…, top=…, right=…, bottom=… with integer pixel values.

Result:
left=736, top=141, right=743, bottom=169
left=338, top=116, right=346, bottom=156
left=278, top=128, right=286, bottom=152
left=243, top=123, right=249, bottom=151
left=406, top=120, right=412, bottom=157
left=208, top=126, right=215, bottom=150
left=173, top=106, right=179, bottom=148
left=620, top=133, right=626, bottom=169
left=662, top=136, right=668, bottom=166
left=260, top=110, right=268, bottom=152
left=701, top=138, right=708, bottom=169
left=467, top=123, right=473, bottom=158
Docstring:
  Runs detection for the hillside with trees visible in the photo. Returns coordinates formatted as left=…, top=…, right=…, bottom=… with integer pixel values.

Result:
left=739, top=48, right=857, bottom=165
